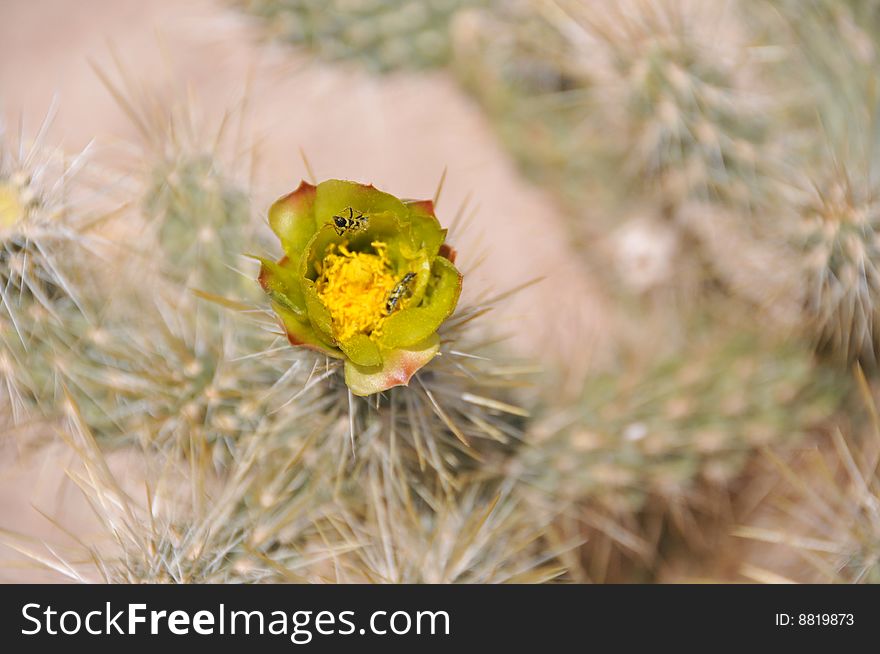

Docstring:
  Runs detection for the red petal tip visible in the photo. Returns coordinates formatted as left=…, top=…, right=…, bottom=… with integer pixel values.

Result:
left=439, top=243, right=457, bottom=264
left=407, top=198, right=436, bottom=216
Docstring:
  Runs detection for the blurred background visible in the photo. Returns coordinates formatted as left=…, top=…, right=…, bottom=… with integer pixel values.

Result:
left=1, top=0, right=879, bottom=583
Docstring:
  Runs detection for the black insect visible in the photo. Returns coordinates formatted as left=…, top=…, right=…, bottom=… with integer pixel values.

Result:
left=332, top=206, right=368, bottom=235
left=385, top=272, right=416, bottom=315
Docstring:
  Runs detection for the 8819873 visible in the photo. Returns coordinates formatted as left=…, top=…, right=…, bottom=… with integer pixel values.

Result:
left=776, top=613, right=854, bottom=627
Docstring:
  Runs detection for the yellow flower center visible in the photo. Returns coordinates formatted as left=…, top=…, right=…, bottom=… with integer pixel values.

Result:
left=316, top=241, right=396, bottom=343
left=0, top=183, right=23, bottom=228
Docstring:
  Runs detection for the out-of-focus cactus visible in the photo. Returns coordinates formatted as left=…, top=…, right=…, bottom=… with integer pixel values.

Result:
left=40, top=74, right=292, bottom=460
left=235, top=0, right=491, bottom=73
left=455, top=0, right=779, bottom=211
left=145, top=152, right=252, bottom=296
left=558, top=0, right=775, bottom=207
left=758, top=0, right=880, bottom=369
left=0, top=115, right=111, bottom=425
left=95, top=62, right=257, bottom=299
left=735, top=378, right=880, bottom=583
left=761, top=0, right=880, bottom=138
left=450, top=0, right=800, bottom=341
left=451, top=3, right=602, bottom=210
left=798, top=166, right=880, bottom=368
left=517, top=325, right=843, bottom=574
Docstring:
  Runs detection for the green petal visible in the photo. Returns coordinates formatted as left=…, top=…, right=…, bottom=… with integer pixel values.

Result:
left=399, top=255, right=433, bottom=308
left=314, top=179, right=408, bottom=231
left=377, top=256, right=462, bottom=349
left=268, top=181, right=318, bottom=256
left=257, top=257, right=306, bottom=318
left=344, top=334, right=440, bottom=396
left=338, top=333, right=382, bottom=367
left=272, top=302, right=343, bottom=358
left=404, top=199, right=446, bottom=258
left=301, top=224, right=340, bottom=279
left=301, top=278, right=337, bottom=344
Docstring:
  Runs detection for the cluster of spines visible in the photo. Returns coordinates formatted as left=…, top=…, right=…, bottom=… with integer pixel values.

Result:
left=0, top=110, right=116, bottom=429
left=734, top=371, right=880, bottom=583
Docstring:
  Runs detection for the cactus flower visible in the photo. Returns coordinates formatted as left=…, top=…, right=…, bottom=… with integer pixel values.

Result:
left=258, top=179, right=462, bottom=396
left=0, top=182, right=23, bottom=227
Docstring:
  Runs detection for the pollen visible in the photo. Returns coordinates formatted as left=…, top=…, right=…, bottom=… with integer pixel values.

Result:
left=316, top=241, right=397, bottom=343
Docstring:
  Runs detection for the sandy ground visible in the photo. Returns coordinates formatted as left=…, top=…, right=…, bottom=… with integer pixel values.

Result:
left=0, top=0, right=612, bottom=580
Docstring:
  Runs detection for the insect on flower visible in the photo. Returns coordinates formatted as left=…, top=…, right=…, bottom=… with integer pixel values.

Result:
left=332, top=206, right=369, bottom=235
left=385, top=272, right=416, bottom=315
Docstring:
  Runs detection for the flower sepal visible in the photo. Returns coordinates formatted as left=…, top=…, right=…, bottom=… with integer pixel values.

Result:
left=344, top=334, right=441, bottom=396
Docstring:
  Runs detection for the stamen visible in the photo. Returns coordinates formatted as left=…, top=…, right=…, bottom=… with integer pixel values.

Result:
left=316, top=241, right=396, bottom=342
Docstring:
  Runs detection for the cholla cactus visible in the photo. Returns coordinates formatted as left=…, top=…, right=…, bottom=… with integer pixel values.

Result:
left=450, top=3, right=610, bottom=212
left=518, top=326, right=842, bottom=569
left=451, top=0, right=796, bottom=331
left=763, top=0, right=880, bottom=369
left=62, top=292, right=309, bottom=461
left=735, top=380, right=880, bottom=583
left=329, top=462, right=565, bottom=583
left=8, top=387, right=561, bottom=583
left=36, top=73, right=288, bottom=458
left=550, top=0, right=776, bottom=207
left=799, top=165, right=880, bottom=368
left=4, top=401, right=343, bottom=583
left=0, top=122, right=98, bottom=327
left=145, top=152, right=252, bottom=296
left=235, top=0, right=491, bottom=73
left=5, top=154, right=554, bottom=579
left=95, top=61, right=257, bottom=298
left=0, top=113, right=110, bottom=425
left=256, top=178, right=530, bottom=489
left=455, top=0, right=777, bottom=211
